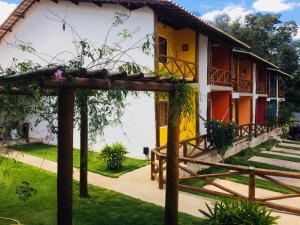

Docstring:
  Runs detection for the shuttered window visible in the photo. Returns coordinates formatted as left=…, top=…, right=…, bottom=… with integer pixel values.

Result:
left=158, top=36, right=168, bottom=64
left=159, top=101, right=168, bottom=127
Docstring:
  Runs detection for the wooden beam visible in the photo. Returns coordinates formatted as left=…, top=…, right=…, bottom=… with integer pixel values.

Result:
left=0, top=27, right=12, bottom=32
left=80, top=95, right=88, bottom=197
left=57, top=88, right=75, bottom=225
left=13, top=13, right=25, bottom=18
left=42, top=77, right=175, bottom=92
left=165, top=91, right=180, bottom=225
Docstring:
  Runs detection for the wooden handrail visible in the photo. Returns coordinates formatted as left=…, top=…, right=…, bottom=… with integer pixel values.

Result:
left=158, top=54, right=197, bottom=81
left=208, top=66, right=231, bottom=86
left=257, top=82, right=268, bottom=94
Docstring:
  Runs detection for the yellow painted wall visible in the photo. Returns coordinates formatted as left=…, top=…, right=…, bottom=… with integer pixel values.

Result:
left=158, top=91, right=197, bottom=146
left=157, top=23, right=196, bottom=61
left=157, top=22, right=196, bottom=79
left=156, top=23, right=197, bottom=145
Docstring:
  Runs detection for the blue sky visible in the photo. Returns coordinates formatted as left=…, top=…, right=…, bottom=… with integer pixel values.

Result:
left=1, top=0, right=300, bottom=38
left=174, top=0, right=300, bottom=22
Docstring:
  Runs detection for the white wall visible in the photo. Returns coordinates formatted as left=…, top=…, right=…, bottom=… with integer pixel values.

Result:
left=0, top=0, right=156, bottom=157
left=198, top=34, right=208, bottom=134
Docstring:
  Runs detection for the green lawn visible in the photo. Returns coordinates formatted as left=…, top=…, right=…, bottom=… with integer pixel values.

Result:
left=0, top=156, right=201, bottom=225
left=180, top=139, right=300, bottom=198
left=8, top=143, right=149, bottom=178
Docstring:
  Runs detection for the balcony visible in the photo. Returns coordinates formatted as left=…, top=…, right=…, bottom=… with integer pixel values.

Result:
left=256, top=82, right=268, bottom=94
left=269, top=89, right=277, bottom=98
left=232, top=79, right=253, bottom=93
left=208, top=67, right=231, bottom=86
left=158, top=55, right=197, bottom=81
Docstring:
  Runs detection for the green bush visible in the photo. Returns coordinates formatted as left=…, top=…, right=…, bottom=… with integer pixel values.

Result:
left=199, top=199, right=279, bottom=225
left=205, top=120, right=237, bottom=162
left=97, top=142, right=128, bottom=170
left=278, top=102, right=295, bottom=126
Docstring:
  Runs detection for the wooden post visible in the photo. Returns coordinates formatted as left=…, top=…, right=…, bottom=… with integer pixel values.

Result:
left=155, top=94, right=161, bottom=147
left=151, top=151, right=155, bottom=180
left=165, top=91, right=180, bottom=225
left=80, top=96, right=88, bottom=197
left=57, top=88, right=75, bottom=225
left=236, top=57, right=240, bottom=92
left=249, top=169, right=256, bottom=202
left=159, top=156, right=164, bottom=189
left=183, top=142, right=188, bottom=164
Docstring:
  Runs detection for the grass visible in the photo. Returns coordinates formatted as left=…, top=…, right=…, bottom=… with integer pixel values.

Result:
left=0, top=156, right=201, bottom=225
left=180, top=139, right=300, bottom=198
left=8, top=143, right=149, bottom=178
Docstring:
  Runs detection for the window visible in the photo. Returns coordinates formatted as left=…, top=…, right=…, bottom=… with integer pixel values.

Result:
left=158, top=36, right=167, bottom=64
left=159, top=101, right=168, bottom=127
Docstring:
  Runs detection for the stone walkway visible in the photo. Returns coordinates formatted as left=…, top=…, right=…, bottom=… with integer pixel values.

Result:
left=249, top=156, right=300, bottom=170
left=262, top=150, right=300, bottom=158
left=280, top=142, right=300, bottom=149
left=1, top=147, right=300, bottom=224
left=272, top=147, right=300, bottom=156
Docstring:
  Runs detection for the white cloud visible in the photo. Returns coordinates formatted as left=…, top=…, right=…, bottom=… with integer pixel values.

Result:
left=0, top=1, right=17, bottom=24
left=201, top=5, right=252, bottom=22
left=253, top=0, right=300, bottom=13
left=294, top=28, right=300, bottom=40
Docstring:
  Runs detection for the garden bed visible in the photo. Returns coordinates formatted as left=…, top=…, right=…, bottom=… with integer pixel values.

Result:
left=8, top=143, right=149, bottom=178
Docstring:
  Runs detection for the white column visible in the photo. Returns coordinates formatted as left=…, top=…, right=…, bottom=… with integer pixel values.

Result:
left=198, top=34, right=209, bottom=134
left=252, top=63, right=257, bottom=124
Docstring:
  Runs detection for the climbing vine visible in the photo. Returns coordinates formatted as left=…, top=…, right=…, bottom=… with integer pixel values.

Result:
left=169, top=81, right=194, bottom=124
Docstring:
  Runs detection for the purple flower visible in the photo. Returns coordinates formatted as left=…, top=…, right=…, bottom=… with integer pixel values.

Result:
left=54, top=68, right=63, bottom=80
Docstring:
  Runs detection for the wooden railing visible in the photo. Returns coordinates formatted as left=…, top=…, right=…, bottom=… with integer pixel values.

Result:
left=151, top=123, right=279, bottom=188
left=232, top=79, right=253, bottom=93
left=178, top=158, right=300, bottom=215
left=158, top=55, right=196, bottom=81
left=151, top=134, right=212, bottom=189
left=236, top=123, right=253, bottom=140
left=208, top=67, right=231, bottom=86
left=256, top=82, right=268, bottom=94
left=152, top=148, right=300, bottom=215
left=182, top=134, right=214, bottom=159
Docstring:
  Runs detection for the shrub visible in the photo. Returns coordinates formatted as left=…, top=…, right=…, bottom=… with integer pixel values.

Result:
left=278, top=102, right=295, bottom=126
left=205, top=120, right=237, bottom=162
left=199, top=199, right=279, bottom=225
left=97, top=142, right=128, bottom=170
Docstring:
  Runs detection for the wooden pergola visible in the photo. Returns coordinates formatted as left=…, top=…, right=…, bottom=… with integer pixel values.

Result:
left=0, top=68, right=190, bottom=225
